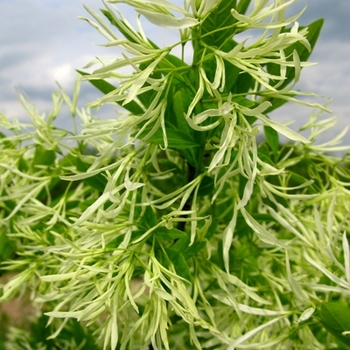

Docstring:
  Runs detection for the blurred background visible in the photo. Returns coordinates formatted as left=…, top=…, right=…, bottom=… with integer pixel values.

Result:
left=0, top=0, right=349, bottom=144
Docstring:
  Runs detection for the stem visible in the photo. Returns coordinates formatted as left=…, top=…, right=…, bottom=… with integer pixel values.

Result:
left=177, top=144, right=206, bottom=233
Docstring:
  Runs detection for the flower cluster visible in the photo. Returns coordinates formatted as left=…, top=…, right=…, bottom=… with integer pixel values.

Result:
left=1, top=0, right=350, bottom=349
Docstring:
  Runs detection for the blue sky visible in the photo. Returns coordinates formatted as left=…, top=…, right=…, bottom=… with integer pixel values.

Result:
left=0, top=0, right=349, bottom=144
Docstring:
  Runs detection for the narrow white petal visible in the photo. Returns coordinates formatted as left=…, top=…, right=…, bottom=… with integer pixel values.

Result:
left=138, top=8, right=199, bottom=29
left=343, top=232, right=350, bottom=285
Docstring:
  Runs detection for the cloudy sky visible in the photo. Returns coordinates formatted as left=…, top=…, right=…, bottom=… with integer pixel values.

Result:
left=0, top=0, right=349, bottom=145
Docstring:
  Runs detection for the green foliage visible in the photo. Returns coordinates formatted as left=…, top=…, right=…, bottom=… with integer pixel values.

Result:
left=1, top=316, right=97, bottom=350
left=1, top=1, right=350, bottom=349
left=319, top=302, right=350, bottom=348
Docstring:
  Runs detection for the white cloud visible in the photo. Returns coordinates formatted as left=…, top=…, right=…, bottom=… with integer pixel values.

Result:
left=50, top=64, right=76, bottom=89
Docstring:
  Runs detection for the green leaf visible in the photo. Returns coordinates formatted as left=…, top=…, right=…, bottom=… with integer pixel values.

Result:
left=238, top=173, right=248, bottom=199
left=205, top=219, right=218, bottom=240
left=258, top=143, right=274, bottom=166
left=268, top=19, right=324, bottom=89
left=172, top=236, right=206, bottom=260
left=252, top=213, right=277, bottom=223
left=319, top=302, right=350, bottom=347
left=158, top=54, right=194, bottom=90
left=236, top=0, right=252, bottom=15
left=140, top=206, right=158, bottom=230
left=139, top=126, right=199, bottom=149
left=223, top=56, right=241, bottom=92
left=266, top=19, right=324, bottom=113
left=0, top=230, right=15, bottom=262
left=28, top=316, right=97, bottom=349
left=172, top=88, right=194, bottom=136
left=288, top=171, right=310, bottom=185
left=264, top=125, right=279, bottom=160
left=159, top=53, right=190, bottom=73
left=101, top=8, right=159, bottom=50
left=194, top=0, right=253, bottom=95
left=101, top=8, right=137, bottom=43
left=77, top=70, right=144, bottom=115
left=155, top=227, right=186, bottom=241
left=287, top=171, right=317, bottom=194
left=59, top=150, right=77, bottom=168
left=232, top=71, right=254, bottom=94
left=33, top=144, right=56, bottom=167
left=183, top=241, right=206, bottom=259
left=232, top=96, right=256, bottom=108
left=76, top=157, right=107, bottom=192
left=201, top=0, right=251, bottom=48
left=198, top=176, right=214, bottom=197
left=165, top=248, right=192, bottom=282
left=178, top=148, right=201, bottom=169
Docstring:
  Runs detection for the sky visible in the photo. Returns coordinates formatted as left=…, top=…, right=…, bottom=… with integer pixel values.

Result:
left=0, top=0, right=349, bottom=145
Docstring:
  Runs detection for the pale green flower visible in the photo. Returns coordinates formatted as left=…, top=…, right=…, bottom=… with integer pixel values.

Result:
left=1, top=0, right=349, bottom=349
